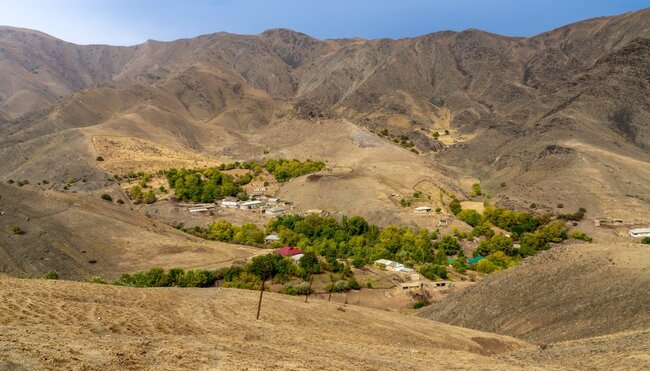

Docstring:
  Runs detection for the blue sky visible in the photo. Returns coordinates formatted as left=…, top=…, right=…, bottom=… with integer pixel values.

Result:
left=1, top=0, right=648, bottom=45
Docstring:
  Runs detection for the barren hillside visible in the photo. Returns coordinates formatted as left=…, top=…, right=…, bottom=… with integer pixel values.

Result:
left=419, top=243, right=650, bottom=343
left=0, top=183, right=256, bottom=279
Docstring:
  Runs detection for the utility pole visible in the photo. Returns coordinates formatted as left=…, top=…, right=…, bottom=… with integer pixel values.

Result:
left=305, top=275, right=314, bottom=303
left=256, top=279, right=265, bottom=320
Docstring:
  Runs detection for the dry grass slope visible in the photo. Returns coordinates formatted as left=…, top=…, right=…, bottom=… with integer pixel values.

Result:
left=0, top=276, right=534, bottom=370
left=419, top=243, right=650, bottom=343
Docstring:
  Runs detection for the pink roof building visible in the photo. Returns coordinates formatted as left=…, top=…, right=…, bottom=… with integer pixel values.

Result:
left=274, top=246, right=304, bottom=256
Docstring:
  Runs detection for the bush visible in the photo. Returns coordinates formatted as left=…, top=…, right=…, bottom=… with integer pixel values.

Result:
left=452, top=255, right=468, bottom=273
left=366, top=282, right=373, bottom=288
left=449, top=199, right=462, bottom=215
left=326, top=280, right=350, bottom=293
left=96, top=156, right=104, bottom=161
left=642, top=237, right=650, bottom=245
left=116, top=199, right=125, bottom=205
left=43, top=270, right=59, bottom=280
left=352, top=257, right=365, bottom=268
left=100, top=194, right=113, bottom=202
left=88, top=276, right=107, bottom=284
left=347, top=276, right=361, bottom=290
left=471, top=183, right=482, bottom=197
left=282, top=282, right=311, bottom=295
left=10, top=225, right=25, bottom=235
left=412, top=300, right=427, bottom=309
left=419, top=264, right=448, bottom=280
left=476, top=259, right=499, bottom=274
left=557, top=203, right=564, bottom=209
left=571, top=230, right=592, bottom=242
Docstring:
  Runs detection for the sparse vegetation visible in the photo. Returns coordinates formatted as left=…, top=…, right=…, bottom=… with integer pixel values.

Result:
left=412, top=300, right=427, bottom=309
left=10, top=225, right=25, bottom=235
left=43, top=270, right=60, bottom=280
left=571, top=230, right=592, bottom=242
left=471, top=183, right=482, bottom=197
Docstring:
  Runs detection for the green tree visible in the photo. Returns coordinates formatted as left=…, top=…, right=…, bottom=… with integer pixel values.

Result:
left=208, top=221, right=235, bottom=241
left=452, top=255, right=468, bottom=273
left=249, top=254, right=282, bottom=319
left=457, top=209, right=482, bottom=227
left=449, top=199, right=462, bottom=215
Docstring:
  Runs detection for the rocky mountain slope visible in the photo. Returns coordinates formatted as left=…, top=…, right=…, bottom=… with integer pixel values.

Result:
left=1, top=8, right=649, bottom=220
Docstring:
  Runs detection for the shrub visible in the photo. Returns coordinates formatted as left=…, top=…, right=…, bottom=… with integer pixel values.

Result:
left=326, top=280, right=350, bottom=293
left=10, top=225, right=25, bottom=235
left=100, top=194, right=113, bottom=202
left=88, top=276, right=107, bottom=284
left=347, top=276, right=361, bottom=290
left=116, top=199, right=125, bottom=205
left=96, top=156, right=104, bottom=161
left=538, top=221, right=568, bottom=243
left=366, top=282, right=373, bottom=288
left=449, top=199, right=462, bottom=215
left=43, top=270, right=59, bottom=280
left=452, top=255, right=468, bottom=273
left=7, top=179, right=14, bottom=184
left=412, top=300, right=427, bottom=309
left=418, top=264, right=448, bottom=280
left=642, top=237, right=650, bottom=245
left=352, top=257, right=364, bottom=268
left=557, top=203, right=564, bottom=209
left=282, top=282, right=311, bottom=295
left=571, top=230, right=592, bottom=242
left=476, top=259, right=499, bottom=274
left=471, top=183, right=482, bottom=197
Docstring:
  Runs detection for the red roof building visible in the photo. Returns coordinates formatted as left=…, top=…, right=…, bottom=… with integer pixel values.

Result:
left=274, top=246, right=304, bottom=256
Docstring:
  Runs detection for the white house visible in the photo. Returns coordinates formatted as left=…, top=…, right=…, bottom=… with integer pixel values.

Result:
left=629, top=228, right=650, bottom=238
left=265, top=234, right=280, bottom=242
left=188, top=207, right=210, bottom=214
left=266, top=207, right=285, bottom=216
left=374, top=259, right=414, bottom=273
left=220, top=197, right=239, bottom=208
left=415, top=206, right=432, bottom=213
left=290, top=253, right=304, bottom=263
left=240, top=200, right=264, bottom=210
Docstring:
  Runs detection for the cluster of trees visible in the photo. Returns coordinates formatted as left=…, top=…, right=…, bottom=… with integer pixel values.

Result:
left=165, top=168, right=248, bottom=203
left=179, top=221, right=266, bottom=247
left=265, top=214, right=455, bottom=267
left=475, top=252, right=516, bottom=273
left=483, top=206, right=540, bottom=237
left=264, top=159, right=325, bottom=182
left=128, top=185, right=156, bottom=204
left=115, top=267, right=217, bottom=288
